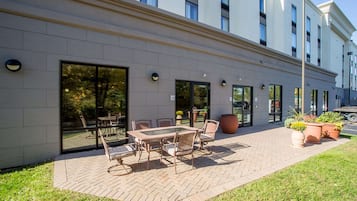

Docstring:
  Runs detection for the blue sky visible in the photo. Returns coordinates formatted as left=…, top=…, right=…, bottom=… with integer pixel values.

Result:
left=312, top=0, right=357, bottom=43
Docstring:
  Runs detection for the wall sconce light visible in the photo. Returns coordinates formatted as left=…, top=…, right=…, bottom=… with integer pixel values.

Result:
left=260, top=84, right=265, bottom=90
left=5, top=59, right=22, bottom=72
left=221, top=80, right=227, bottom=87
left=151, top=72, right=159, bottom=81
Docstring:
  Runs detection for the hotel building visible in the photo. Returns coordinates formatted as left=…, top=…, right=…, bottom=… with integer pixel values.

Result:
left=0, top=0, right=355, bottom=169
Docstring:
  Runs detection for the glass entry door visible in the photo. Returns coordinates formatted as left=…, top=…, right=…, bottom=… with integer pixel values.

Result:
left=232, top=85, right=252, bottom=127
left=176, top=80, right=210, bottom=128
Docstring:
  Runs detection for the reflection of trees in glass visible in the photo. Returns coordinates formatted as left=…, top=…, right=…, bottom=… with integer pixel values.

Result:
left=98, top=68, right=127, bottom=116
left=233, top=88, right=243, bottom=102
left=194, top=85, right=208, bottom=108
left=62, top=64, right=96, bottom=122
left=62, top=64, right=127, bottom=124
left=176, top=81, right=190, bottom=114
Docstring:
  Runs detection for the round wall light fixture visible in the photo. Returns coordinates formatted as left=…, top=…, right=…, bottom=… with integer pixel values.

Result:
left=221, top=80, right=227, bottom=87
left=151, top=72, right=159, bottom=81
left=260, top=84, right=265, bottom=90
left=5, top=59, right=22, bottom=72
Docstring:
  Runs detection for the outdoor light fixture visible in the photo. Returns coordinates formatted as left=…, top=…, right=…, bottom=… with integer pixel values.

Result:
left=5, top=59, right=22, bottom=72
left=260, top=84, right=265, bottom=90
left=151, top=72, right=159, bottom=81
left=221, top=80, right=227, bottom=87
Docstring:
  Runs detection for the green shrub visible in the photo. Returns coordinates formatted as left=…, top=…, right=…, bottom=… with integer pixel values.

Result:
left=316, top=111, right=344, bottom=123
left=284, top=118, right=295, bottom=128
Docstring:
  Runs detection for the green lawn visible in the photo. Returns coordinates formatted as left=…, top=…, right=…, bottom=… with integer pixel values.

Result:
left=213, top=136, right=357, bottom=201
left=1, top=136, right=356, bottom=201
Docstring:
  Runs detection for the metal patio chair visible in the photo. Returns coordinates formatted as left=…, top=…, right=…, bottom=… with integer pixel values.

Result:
left=99, top=129, right=136, bottom=176
left=161, top=131, right=198, bottom=174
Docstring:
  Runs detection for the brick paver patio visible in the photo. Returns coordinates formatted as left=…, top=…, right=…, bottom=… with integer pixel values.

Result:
left=54, top=124, right=349, bottom=200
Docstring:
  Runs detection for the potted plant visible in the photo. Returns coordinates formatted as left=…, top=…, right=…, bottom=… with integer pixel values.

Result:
left=303, top=114, right=323, bottom=144
left=316, top=112, right=344, bottom=140
left=290, top=121, right=306, bottom=148
left=175, top=110, right=183, bottom=125
left=329, top=122, right=343, bottom=140
left=284, top=107, right=303, bottom=128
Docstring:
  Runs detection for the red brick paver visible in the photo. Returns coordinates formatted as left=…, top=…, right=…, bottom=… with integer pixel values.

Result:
left=54, top=125, right=349, bottom=201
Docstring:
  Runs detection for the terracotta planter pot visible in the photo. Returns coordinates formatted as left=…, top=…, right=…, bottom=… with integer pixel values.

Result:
left=328, top=129, right=340, bottom=140
left=304, top=123, right=322, bottom=144
left=220, top=114, right=239, bottom=134
left=291, top=130, right=305, bottom=148
left=322, top=123, right=340, bottom=140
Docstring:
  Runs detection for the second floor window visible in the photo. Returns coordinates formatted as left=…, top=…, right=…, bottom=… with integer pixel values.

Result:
left=185, top=0, right=198, bottom=21
left=260, top=0, right=266, bottom=14
left=292, top=5, right=297, bottom=25
left=291, top=5, right=297, bottom=57
left=221, top=16, right=229, bottom=32
left=260, top=0, right=267, bottom=46
left=317, top=25, right=321, bottom=66
left=306, top=16, right=311, bottom=62
left=292, top=32, right=297, bottom=57
left=140, top=0, right=157, bottom=7
left=221, top=0, right=229, bottom=32
left=260, top=23, right=266, bottom=46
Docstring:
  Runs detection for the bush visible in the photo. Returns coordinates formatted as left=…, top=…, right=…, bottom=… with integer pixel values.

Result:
left=316, top=112, right=344, bottom=123
left=284, top=118, right=295, bottom=128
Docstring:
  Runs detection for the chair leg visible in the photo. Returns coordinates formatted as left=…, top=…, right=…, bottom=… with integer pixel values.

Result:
left=200, top=141, right=212, bottom=155
left=191, top=153, right=194, bottom=170
left=174, top=155, right=177, bottom=174
left=147, top=144, right=150, bottom=169
left=107, top=158, right=133, bottom=176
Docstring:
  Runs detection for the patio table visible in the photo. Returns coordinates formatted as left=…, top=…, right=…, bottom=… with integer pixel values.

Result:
left=127, top=125, right=199, bottom=168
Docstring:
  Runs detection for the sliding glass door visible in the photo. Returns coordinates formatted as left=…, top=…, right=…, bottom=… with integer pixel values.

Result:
left=61, top=62, right=128, bottom=153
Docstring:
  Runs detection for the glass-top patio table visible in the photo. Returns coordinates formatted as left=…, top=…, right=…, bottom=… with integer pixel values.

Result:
left=127, top=126, right=199, bottom=168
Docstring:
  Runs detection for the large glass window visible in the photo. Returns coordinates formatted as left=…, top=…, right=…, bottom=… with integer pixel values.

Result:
left=269, top=85, right=282, bottom=123
left=185, top=0, right=198, bottom=21
left=294, top=87, right=302, bottom=112
left=311, top=89, right=318, bottom=115
left=61, top=62, right=128, bottom=153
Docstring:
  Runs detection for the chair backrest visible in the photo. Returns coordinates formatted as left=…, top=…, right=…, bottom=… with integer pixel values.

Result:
left=202, top=119, right=220, bottom=138
left=79, top=114, right=88, bottom=128
left=132, top=120, right=152, bottom=130
left=157, top=118, right=174, bottom=127
left=174, top=131, right=197, bottom=154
